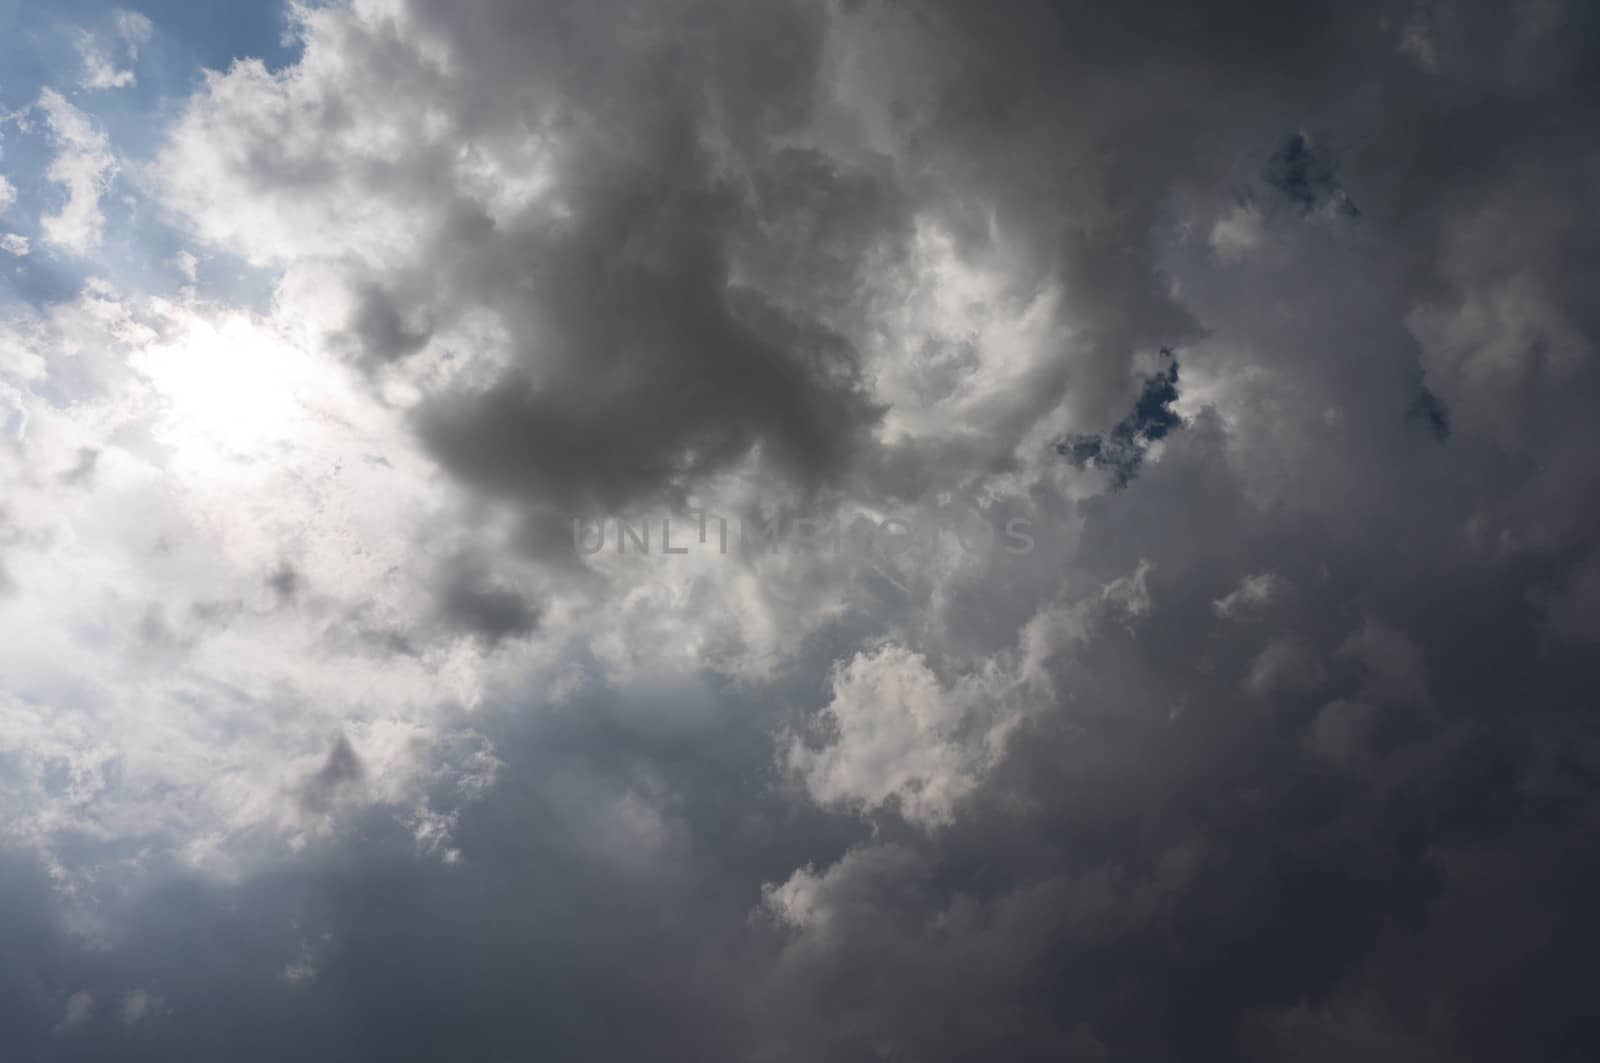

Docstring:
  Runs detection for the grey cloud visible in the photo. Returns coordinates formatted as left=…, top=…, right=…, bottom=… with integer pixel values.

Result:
left=58, top=448, right=100, bottom=488
left=300, top=734, right=365, bottom=815
left=344, top=285, right=431, bottom=367
left=414, top=286, right=882, bottom=513
left=1265, top=132, right=1360, bottom=217
left=28, top=0, right=1599, bottom=1060
left=201, top=0, right=892, bottom=515
left=266, top=563, right=299, bottom=604
left=435, top=562, right=541, bottom=646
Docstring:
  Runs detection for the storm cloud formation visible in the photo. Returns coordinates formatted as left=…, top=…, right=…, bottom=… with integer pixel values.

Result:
left=3, top=0, right=1600, bottom=1060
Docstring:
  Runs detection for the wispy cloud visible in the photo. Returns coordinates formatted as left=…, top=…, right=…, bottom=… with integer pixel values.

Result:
left=36, top=89, right=115, bottom=253
left=75, top=9, right=154, bottom=91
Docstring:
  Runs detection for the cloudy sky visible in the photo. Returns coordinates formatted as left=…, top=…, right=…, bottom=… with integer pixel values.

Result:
left=1, top=0, right=1598, bottom=1058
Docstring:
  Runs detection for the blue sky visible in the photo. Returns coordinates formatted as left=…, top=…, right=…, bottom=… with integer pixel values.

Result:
left=0, top=1, right=294, bottom=308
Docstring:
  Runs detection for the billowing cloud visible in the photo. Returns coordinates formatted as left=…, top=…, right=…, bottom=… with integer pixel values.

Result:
left=1, top=0, right=1598, bottom=1060
left=786, top=644, right=1018, bottom=828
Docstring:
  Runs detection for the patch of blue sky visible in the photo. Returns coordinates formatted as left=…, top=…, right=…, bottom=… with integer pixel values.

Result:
left=0, top=1, right=296, bottom=312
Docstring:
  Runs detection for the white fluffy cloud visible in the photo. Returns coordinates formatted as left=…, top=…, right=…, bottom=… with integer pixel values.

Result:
left=787, top=646, right=1015, bottom=828
left=0, top=280, right=504, bottom=877
left=37, top=90, right=116, bottom=253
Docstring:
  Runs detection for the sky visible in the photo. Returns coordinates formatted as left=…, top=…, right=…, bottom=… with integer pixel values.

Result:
left=1, top=0, right=1598, bottom=1059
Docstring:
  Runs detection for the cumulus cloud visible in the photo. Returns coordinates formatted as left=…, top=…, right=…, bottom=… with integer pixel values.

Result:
left=157, top=0, right=891, bottom=518
left=787, top=645, right=1016, bottom=828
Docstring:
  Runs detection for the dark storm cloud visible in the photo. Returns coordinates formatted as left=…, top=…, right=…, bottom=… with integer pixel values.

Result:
left=1407, top=383, right=1451, bottom=439
left=329, top=0, right=898, bottom=515
left=345, top=285, right=431, bottom=367
left=9, top=533, right=1594, bottom=1063
left=1266, top=132, right=1360, bottom=217
left=434, top=561, right=541, bottom=646
left=45, top=0, right=1600, bottom=1060
left=415, top=285, right=881, bottom=513
left=0, top=677, right=861, bottom=1062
